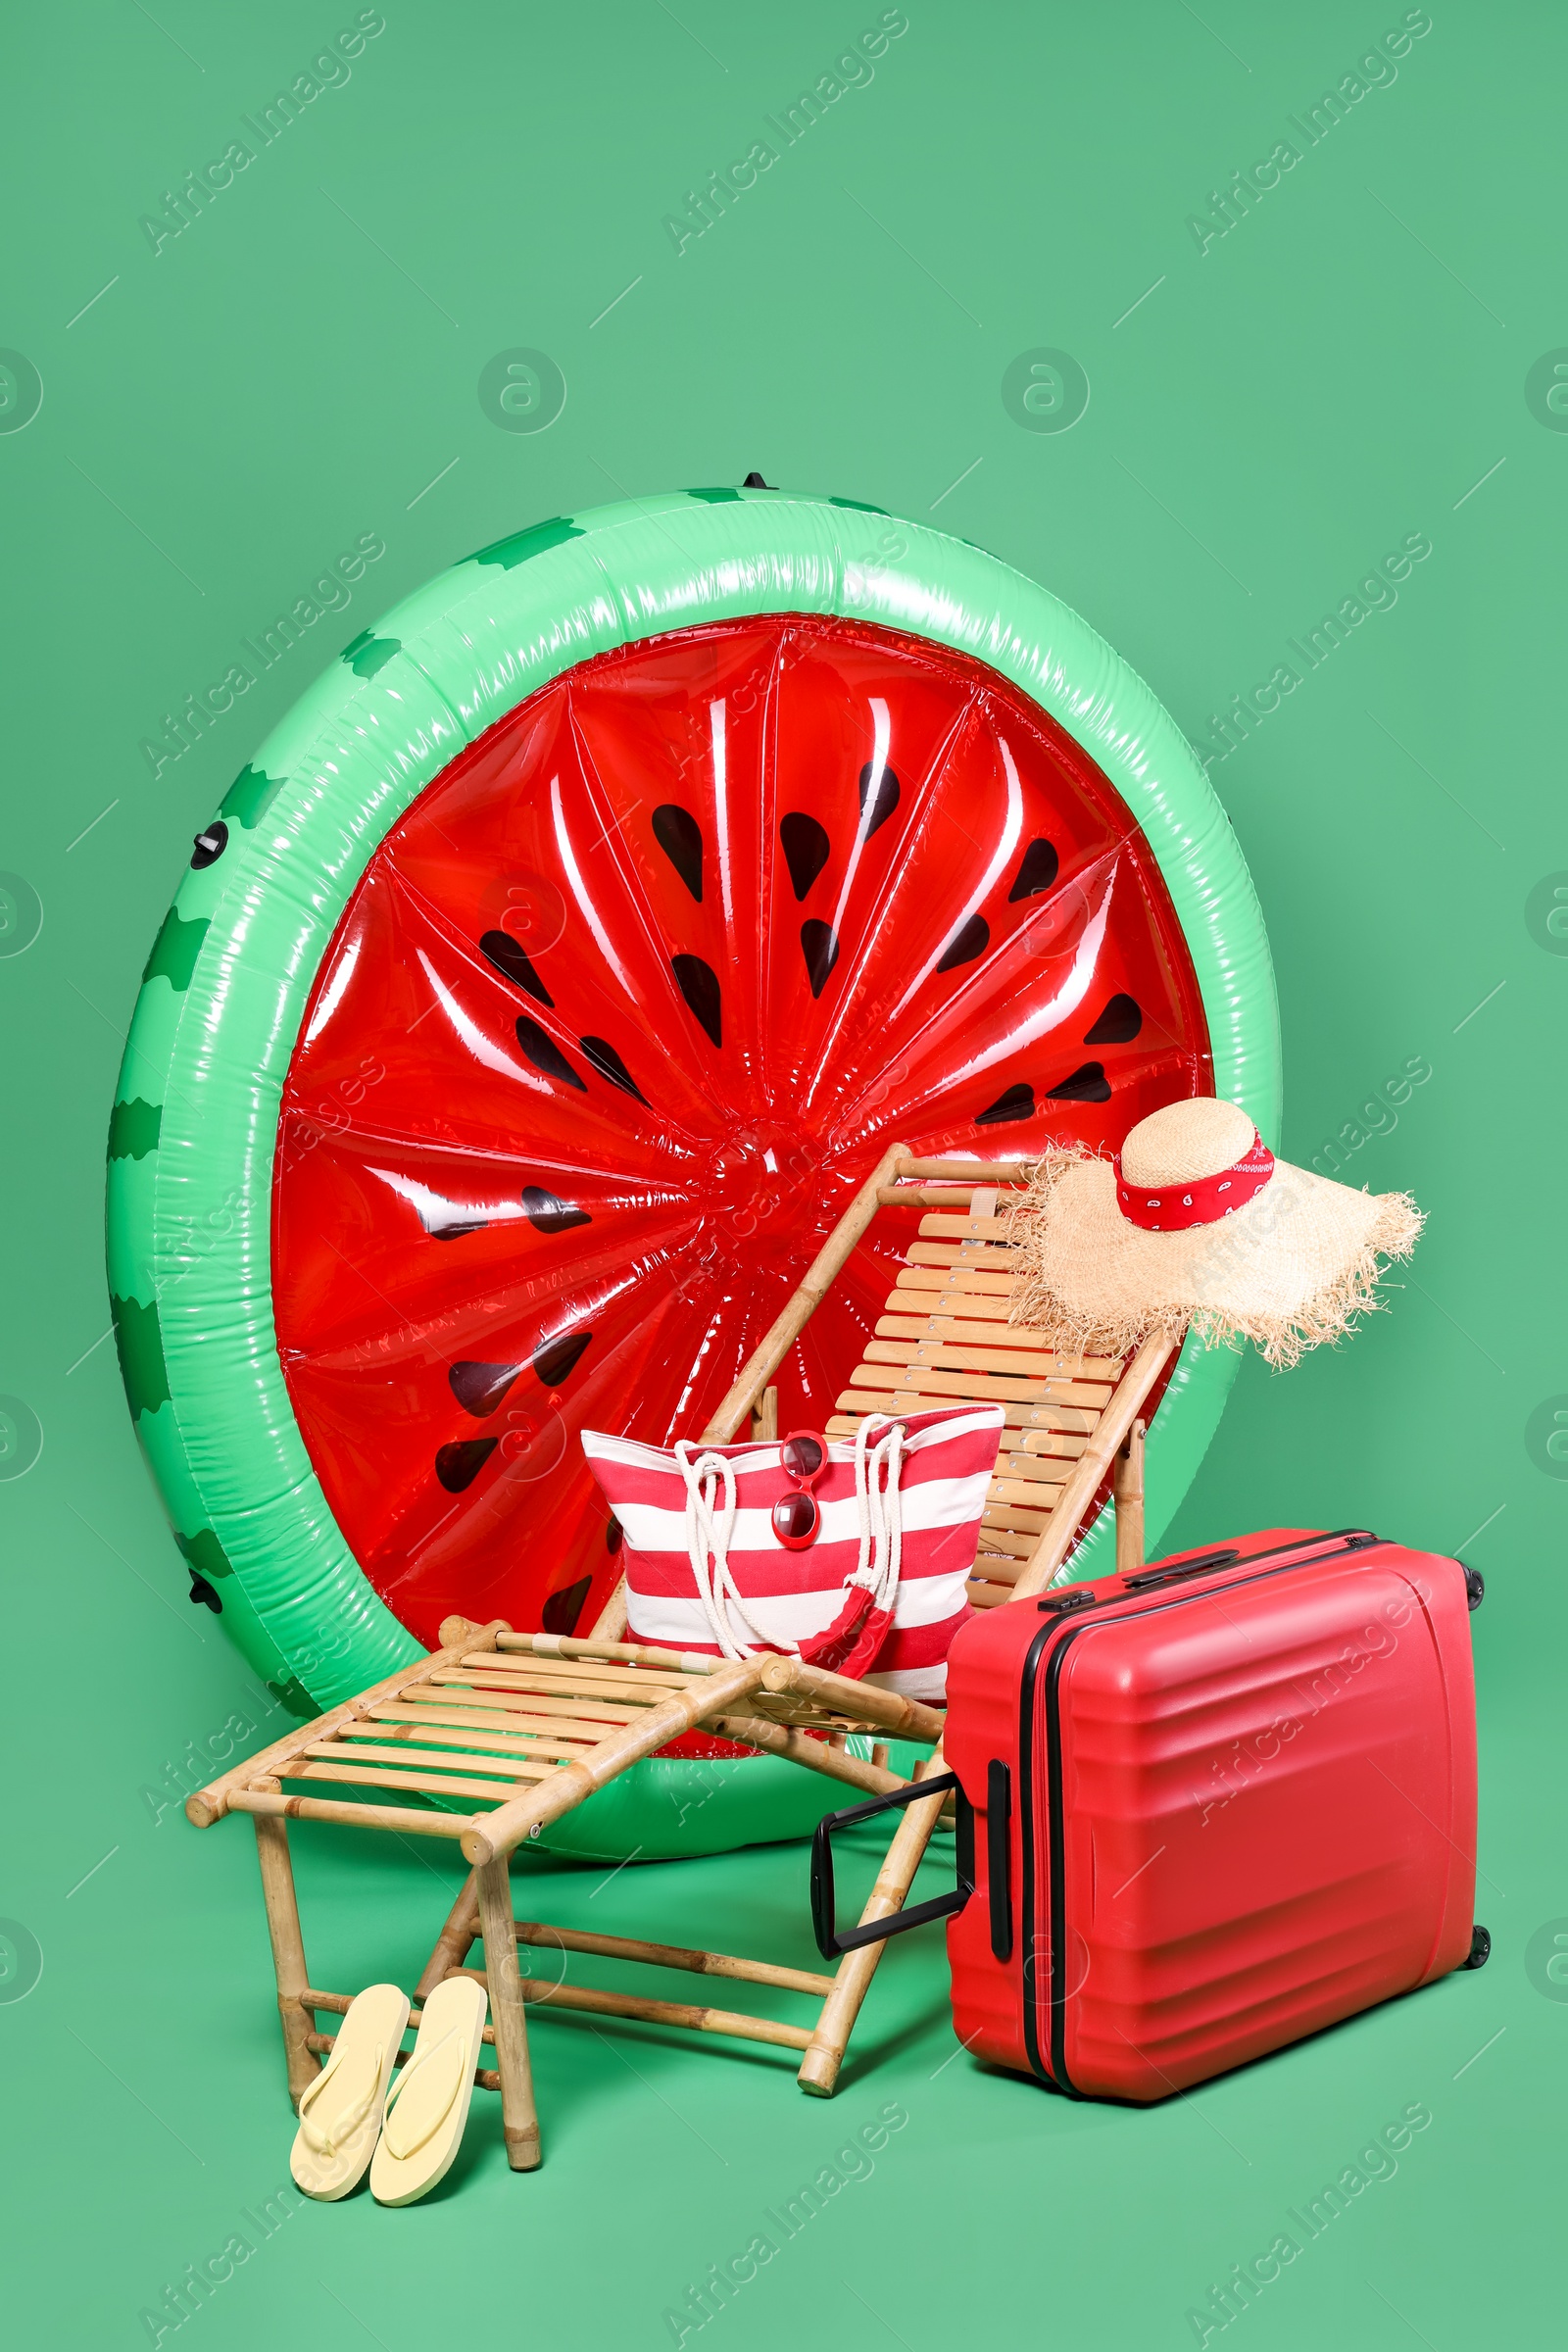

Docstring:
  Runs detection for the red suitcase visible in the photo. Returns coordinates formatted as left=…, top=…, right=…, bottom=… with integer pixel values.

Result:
left=811, top=1528, right=1487, bottom=2101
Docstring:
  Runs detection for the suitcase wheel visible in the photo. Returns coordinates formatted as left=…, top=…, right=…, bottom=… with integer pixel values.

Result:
left=1462, top=1564, right=1486, bottom=1610
left=1461, top=1925, right=1492, bottom=1969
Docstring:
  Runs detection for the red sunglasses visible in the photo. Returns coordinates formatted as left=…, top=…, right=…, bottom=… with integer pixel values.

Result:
left=771, top=1429, right=828, bottom=1549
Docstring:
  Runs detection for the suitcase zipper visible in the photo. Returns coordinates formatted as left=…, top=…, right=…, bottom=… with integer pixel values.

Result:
left=1018, top=1528, right=1386, bottom=2096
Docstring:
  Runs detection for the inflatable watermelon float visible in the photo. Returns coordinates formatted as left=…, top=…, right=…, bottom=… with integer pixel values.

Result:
left=107, top=488, right=1278, bottom=1858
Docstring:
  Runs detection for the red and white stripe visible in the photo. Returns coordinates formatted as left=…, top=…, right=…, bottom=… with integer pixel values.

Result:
left=581, top=1405, right=1004, bottom=1702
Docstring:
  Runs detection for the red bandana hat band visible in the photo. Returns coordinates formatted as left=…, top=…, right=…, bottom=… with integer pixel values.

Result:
left=1112, top=1128, right=1275, bottom=1233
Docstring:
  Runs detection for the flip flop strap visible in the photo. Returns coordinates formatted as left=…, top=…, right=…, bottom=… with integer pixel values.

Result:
left=297, top=2036, right=385, bottom=2155
left=379, top=2026, right=465, bottom=2161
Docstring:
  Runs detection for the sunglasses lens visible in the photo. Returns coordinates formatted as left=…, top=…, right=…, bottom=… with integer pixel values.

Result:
left=780, top=1433, right=824, bottom=1480
left=771, top=1491, right=819, bottom=1544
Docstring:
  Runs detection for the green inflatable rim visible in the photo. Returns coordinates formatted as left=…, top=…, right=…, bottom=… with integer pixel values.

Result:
left=106, top=488, right=1280, bottom=1855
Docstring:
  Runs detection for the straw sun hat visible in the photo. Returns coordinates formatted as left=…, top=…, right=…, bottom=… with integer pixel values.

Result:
left=1007, top=1098, right=1423, bottom=1369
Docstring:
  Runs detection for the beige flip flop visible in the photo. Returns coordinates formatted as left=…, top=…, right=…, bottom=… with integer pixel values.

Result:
left=368, top=1976, right=489, bottom=2207
left=290, top=1982, right=411, bottom=2201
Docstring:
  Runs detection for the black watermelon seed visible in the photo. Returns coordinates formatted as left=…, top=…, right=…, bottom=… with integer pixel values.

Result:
left=541, top=1575, right=592, bottom=1636
left=606, top=1516, right=624, bottom=1555
left=481, top=930, right=554, bottom=1006
left=533, top=1330, right=593, bottom=1387
left=858, top=762, right=901, bottom=837
left=977, top=1084, right=1036, bottom=1126
left=579, top=1037, right=647, bottom=1102
left=1084, top=994, right=1143, bottom=1045
left=450, top=1362, right=522, bottom=1417
left=742, top=471, right=773, bottom=489
left=937, top=914, right=990, bottom=972
left=515, top=1016, right=585, bottom=1089
left=801, top=919, right=840, bottom=998
left=652, top=805, right=704, bottom=902
left=1048, top=1062, right=1112, bottom=1103
left=436, top=1438, right=499, bottom=1492
left=780, top=812, right=831, bottom=902
left=1008, top=839, right=1059, bottom=902
left=187, top=1571, right=222, bottom=1613
left=432, top=1219, right=489, bottom=1241
left=522, top=1185, right=591, bottom=1235
left=672, top=955, right=722, bottom=1048
left=190, top=820, right=228, bottom=869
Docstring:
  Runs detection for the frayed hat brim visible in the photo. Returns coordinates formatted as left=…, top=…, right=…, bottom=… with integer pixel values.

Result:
left=1006, top=1147, right=1423, bottom=1370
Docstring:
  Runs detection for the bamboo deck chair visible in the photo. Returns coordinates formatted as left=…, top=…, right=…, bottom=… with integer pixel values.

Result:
left=187, top=1145, right=1174, bottom=2167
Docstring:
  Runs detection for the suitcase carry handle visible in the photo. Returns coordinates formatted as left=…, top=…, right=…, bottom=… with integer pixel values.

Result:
left=986, top=1758, right=1013, bottom=1961
left=1120, top=1547, right=1241, bottom=1592
left=809, top=1772, right=972, bottom=1958
left=1113, top=1529, right=1380, bottom=1598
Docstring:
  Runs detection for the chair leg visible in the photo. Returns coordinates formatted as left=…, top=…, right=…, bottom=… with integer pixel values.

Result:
left=252, top=1816, right=321, bottom=2110
left=797, top=1753, right=949, bottom=2098
left=475, top=1855, right=541, bottom=2170
left=1113, top=1418, right=1146, bottom=1575
left=416, top=1868, right=481, bottom=1999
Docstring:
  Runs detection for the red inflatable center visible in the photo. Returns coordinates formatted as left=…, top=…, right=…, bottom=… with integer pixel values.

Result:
left=273, top=614, right=1212, bottom=1646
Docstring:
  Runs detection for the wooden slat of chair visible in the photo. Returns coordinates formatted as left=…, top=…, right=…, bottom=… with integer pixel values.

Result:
left=456, top=1655, right=694, bottom=1694
left=851, top=1363, right=1111, bottom=1408
left=453, top=1964, right=816, bottom=2053
left=975, top=1525, right=1042, bottom=1559
left=865, top=1333, right=1110, bottom=1380
left=831, top=1396, right=1098, bottom=1435
left=971, top=1548, right=1026, bottom=1581
left=993, top=1475, right=1067, bottom=1506
left=837, top=1388, right=1105, bottom=1431
left=877, top=1322, right=1112, bottom=1374
left=893, top=1258, right=1019, bottom=1287
left=373, top=1698, right=647, bottom=1743
left=990, top=1482, right=1065, bottom=1516
left=336, top=1717, right=604, bottom=1760
left=916, top=1211, right=1016, bottom=1241
left=982, top=1499, right=1051, bottom=1531
left=906, top=1241, right=1019, bottom=1271
left=299, top=1724, right=579, bottom=1783
left=291, top=1759, right=558, bottom=1803
left=512, top=1919, right=835, bottom=1996
left=302, top=1740, right=564, bottom=1780
left=426, top=1671, right=676, bottom=1709
left=879, top=1301, right=1039, bottom=1333
left=966, top=1574, right=1021, bottom=1607
left=1017, top=1430, right=1090, bottom=1459
left=996, top=1450, right=1075, bottom=1487
left=297, top=1749, right=562, bottom=1778
left=418, top=1676, right=649, bottom=1722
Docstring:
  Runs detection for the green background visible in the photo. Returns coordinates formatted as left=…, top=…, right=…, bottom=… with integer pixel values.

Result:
left=2, top=3, right=1560, bottom=2345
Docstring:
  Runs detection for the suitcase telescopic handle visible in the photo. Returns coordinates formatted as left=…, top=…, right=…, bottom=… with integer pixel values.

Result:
left=808, top=1773, right=972, bottom=1959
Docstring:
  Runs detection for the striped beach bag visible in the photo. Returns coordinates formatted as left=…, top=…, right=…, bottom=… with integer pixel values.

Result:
left=580, top=1406, right=1005, bottom=1703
